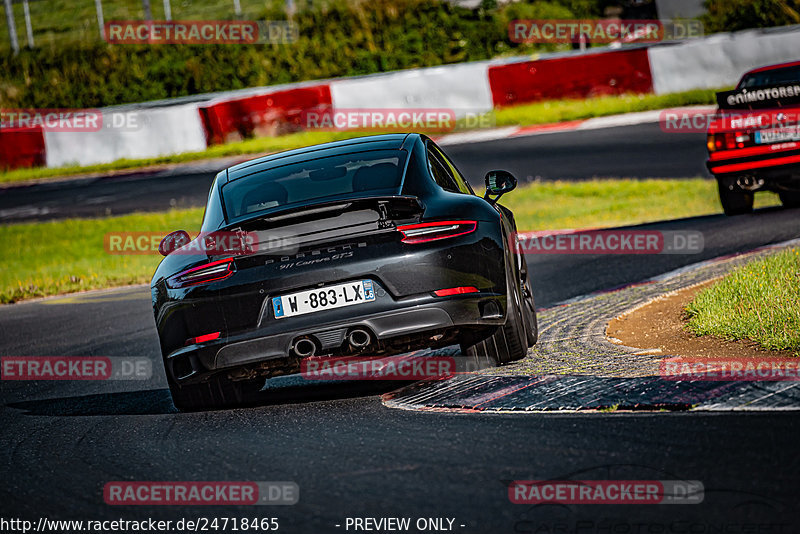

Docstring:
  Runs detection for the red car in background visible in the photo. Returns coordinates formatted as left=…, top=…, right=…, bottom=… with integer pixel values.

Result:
left=707, top=60, right=800, bottom=215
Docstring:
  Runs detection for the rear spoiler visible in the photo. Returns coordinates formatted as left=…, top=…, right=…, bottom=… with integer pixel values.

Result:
left=226, top=195, right=425, bottom=230
left=717, top=82, right=800, bottom=110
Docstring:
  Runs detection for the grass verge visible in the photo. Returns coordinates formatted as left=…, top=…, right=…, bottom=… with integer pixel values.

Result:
left=493, top=88, right=719, bottom=127
left=685, top=248, right=800, bottom=353
left=0, top=178, right=782, bottom=304
left=0, top=209, right=203, bottom=304
left=0, top=89, right=721, bottom=185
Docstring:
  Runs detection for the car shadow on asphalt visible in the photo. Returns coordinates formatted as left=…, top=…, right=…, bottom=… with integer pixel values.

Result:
left=6, top=378, right=414, bottom=416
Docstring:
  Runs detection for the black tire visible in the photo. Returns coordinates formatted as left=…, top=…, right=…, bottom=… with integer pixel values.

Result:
left=718, top=180, right=753, bottom=215
left=461, top=278, right=529, bottom=365
left=519, top=257, right=538, bottom=347
left=168, top=373, right=264, bottom=412
left=461, top=336, right=499, bottom=368
left=779, top=191, right=800, bottom=209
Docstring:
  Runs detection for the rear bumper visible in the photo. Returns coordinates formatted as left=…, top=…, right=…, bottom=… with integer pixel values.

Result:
left=707, top=144, right=800, bottom=188
left=165, top=292, right=504, bottom=384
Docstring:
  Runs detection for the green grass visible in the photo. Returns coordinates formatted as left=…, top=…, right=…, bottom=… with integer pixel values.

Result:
left=685, top=248, right=800, bottom=353
left=498, top=178, right=779, bottom=231
left=0, top=89, right=721, bottom=185
left=0, top=178, right=782, bottom=304
left=493, top=88, right=720, bottom=127
left=0, top=208, right=202, bottom=303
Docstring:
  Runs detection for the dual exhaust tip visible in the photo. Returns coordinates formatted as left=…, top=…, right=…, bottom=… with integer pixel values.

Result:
left=291, top=328, right=372, bottom=358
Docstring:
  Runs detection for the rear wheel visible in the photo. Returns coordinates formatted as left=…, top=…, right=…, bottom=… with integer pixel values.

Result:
left=461, top=278, right=529, bottom=365
left=718, top=180, right=754, bottom=215
left=519, top=258, right=538, bottom=347
left=167, top=373, right=265, bottom=412
left=779, top=191, right=800, bottom=208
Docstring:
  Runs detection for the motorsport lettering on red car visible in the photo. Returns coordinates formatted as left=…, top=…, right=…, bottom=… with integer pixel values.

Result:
left=705, top=61, right=800, bottom=215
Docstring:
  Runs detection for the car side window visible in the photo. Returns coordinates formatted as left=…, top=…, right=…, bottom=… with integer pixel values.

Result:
left=431, top=144, right=473, bottom=195
left=426, top=147, right=460, bottom=193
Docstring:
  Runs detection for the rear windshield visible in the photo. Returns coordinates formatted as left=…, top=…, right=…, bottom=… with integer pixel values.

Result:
left=739, top=65, right=800, bottom=88
left=221, top=149, right=407, bottom=222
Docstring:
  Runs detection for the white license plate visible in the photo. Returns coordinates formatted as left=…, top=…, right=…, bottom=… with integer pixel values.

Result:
left=755, top=128, right=800, bottom=144
left=272, top=280, right=375, bottom=319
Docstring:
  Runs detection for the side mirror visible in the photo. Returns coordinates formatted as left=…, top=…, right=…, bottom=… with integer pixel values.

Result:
left=158, top=230, right=191, bottom=256
left=484, top=170, right=517, bottom=203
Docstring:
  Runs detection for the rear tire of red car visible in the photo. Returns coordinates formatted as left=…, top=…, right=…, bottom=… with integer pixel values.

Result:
left=168, top=373, right=264, bottom=412
left=718, top=181, right=754, bottom=215
left=779, top=191, right=800, bottom=209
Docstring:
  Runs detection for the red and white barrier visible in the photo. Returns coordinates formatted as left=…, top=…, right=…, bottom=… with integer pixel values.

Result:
left=2, top=24, right=799, bottom=171
left=488, top=48, right=653, bottom=107
left=0, top=127, right=46, bottom=170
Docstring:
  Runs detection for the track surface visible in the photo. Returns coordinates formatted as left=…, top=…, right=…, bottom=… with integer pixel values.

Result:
left=2, top=128, right=799, bottom=531
left=0, top=123, right=710, bottom=223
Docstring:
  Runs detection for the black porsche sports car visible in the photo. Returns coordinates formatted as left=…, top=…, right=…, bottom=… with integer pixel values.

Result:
left=152, top=133, right=537, bottom=410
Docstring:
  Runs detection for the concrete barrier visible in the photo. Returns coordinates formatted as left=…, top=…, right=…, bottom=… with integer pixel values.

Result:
left=43, top=104, right=207, bottom=168
left=648, top=25, right=800, bottom=94
left=330, top=62, right=494, bottom=117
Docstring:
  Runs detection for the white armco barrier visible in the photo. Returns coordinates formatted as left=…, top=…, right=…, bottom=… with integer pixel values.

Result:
left=330, top=61, right=494, bottom=118
left=44, top=104, right=207, bottom=168
left=648, top=25, right=800, bottom=94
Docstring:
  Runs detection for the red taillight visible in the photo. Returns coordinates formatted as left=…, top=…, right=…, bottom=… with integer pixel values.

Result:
left=434, top=286, right=479, bottom=297
left=185, top=331, right=221, bottom=346
left=166, top=258, right=234, bottom=289
left=709, top=132, right=737, bottom=151
left=397, top=221, right=477, bottom=244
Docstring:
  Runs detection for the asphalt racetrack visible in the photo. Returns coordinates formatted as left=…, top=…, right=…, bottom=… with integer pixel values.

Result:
left=2, top=125, right=799, bottom=532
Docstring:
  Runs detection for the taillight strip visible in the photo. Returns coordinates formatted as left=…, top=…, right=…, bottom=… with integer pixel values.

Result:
left=397, top=220, right=477, bottom=244
left=167, top=258, right=234, bottom=289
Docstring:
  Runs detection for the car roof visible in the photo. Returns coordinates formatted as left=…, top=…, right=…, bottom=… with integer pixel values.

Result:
left=225, top=133, right=415, bottom=183
left=740, top=60, right=800, bottom=80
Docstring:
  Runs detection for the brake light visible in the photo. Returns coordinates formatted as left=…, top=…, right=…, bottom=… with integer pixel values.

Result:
left=434, top=286, right=479, bottom=297
left=397, top=221, right=477, bottom=244
left=185, top=331, right=221, bottom=345
left=166, top=258, right=234, bottom=288
left=709, top=132, right=738, bottom=152
left=707, top=134, right=716, bottom=152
